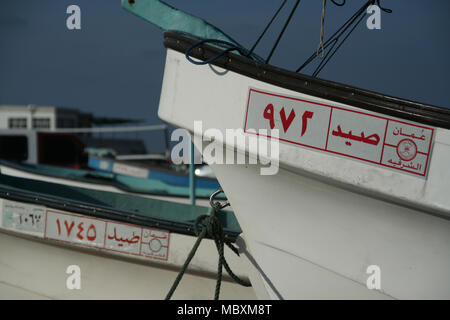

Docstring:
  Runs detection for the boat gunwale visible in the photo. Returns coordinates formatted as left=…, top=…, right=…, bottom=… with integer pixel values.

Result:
left=163, top=31, right=450, bottom=129
left=0, top=180, right=241, bottom=242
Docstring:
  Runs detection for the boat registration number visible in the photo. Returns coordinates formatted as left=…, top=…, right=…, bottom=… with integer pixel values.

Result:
left=244, top=87, right=434, bottom=178
left=0, top=200, right=170, bottom=261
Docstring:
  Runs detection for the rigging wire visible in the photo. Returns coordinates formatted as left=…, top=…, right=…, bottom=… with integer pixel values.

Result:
left=185, top=0, right=392, bottom=79
left=312, top=8, right=367, bottom=77
left=296, top=0, right=391, bottom=77
left=296, top=0, right=371, bottom=73
left=246, top=0, right=348, bottom=64
left=265, top=0, right=301, bottom=64
left=317, top=0, right=327, bottom=59
left=246, top=0, right=288, bottom=58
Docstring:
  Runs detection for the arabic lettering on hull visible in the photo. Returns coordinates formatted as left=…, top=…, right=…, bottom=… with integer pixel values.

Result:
left=244, top=88, right=434, bottom=178
left=44, top=210, right=170, bottom=260
left=331, top=125, right=381, bottom=146
left=107, top=226, right=140, bottom=247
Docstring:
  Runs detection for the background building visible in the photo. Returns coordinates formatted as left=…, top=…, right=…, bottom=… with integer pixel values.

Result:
left=0, top=105, right=151, bottom=163
left=0, top=105, right=93, bottom=130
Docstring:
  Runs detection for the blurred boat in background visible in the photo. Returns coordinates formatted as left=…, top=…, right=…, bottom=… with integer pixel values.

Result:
left=0, top=108, right=221, bottom=206
left=0, top=105, right=245, bottom=299
left=0, top=160, right=220, bottom=207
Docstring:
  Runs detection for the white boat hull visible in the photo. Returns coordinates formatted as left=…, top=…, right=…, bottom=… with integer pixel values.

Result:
left=0, top=198, right=255, bottom=299
left=0, top=231, right=255, bottom=299
left=213, top=160, right=450, bottom=299
left=157, top=48, right=450, bottom=299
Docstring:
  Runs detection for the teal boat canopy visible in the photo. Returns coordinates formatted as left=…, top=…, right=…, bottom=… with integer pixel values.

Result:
left=122, top=0, right=237, bottom=44
left=121, top=0, right=262, bottom=61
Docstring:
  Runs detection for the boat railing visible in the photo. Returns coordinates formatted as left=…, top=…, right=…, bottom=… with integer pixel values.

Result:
left=37, top=124, right=167, bottom=133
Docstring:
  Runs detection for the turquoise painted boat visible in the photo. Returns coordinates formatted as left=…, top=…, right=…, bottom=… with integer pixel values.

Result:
left=87, top=155, right=220, bottom=190
left=0, top=160, right=223, bottom=206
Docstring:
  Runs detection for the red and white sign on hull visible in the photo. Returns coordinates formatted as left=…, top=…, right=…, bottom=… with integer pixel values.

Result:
left=45, top=210, right=170, bottom=261
left=244, top=88, right=434, bottom=177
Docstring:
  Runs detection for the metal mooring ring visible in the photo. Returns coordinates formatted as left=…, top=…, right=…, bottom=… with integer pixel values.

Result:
left=209, top=188, right=230, bottom=210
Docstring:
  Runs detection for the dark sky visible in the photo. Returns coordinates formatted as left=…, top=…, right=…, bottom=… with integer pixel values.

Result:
left=1, top=0, right=449, bottom=127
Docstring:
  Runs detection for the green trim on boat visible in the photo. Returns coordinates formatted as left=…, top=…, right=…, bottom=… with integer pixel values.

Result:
left=0, top=173, right=242, bottom=235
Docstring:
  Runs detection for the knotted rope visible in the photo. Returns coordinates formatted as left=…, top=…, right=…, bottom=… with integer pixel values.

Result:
left=165, top=203, right=251, bottom=300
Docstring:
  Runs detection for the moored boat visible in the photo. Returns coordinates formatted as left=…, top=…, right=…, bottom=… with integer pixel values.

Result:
left=0, top=174, right=255, bottom=299
left=0, top=160, right=220, bottom=207
left=0, top=122, right=222, bottom=206
left=123, top=0, right=450, bottom=299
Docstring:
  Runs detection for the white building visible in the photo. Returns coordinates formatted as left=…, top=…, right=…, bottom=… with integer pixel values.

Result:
left=0, top=105, right=148, bottom=163
left=0, top=105, right=92, bottom=130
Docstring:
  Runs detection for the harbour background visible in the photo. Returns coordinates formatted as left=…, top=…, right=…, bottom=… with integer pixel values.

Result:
left=0, top=0, right=449, bottom=153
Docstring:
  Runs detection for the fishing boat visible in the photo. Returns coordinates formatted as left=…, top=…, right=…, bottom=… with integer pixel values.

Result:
left=0, top=124, right=221, bottom=206
left=122, top=0, right=450, bottom=299
left=0, top=160, right=220, bottom=207
left=0, top=173, right=255, bottom=299
left=87, top=155, right=219, bottom=189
